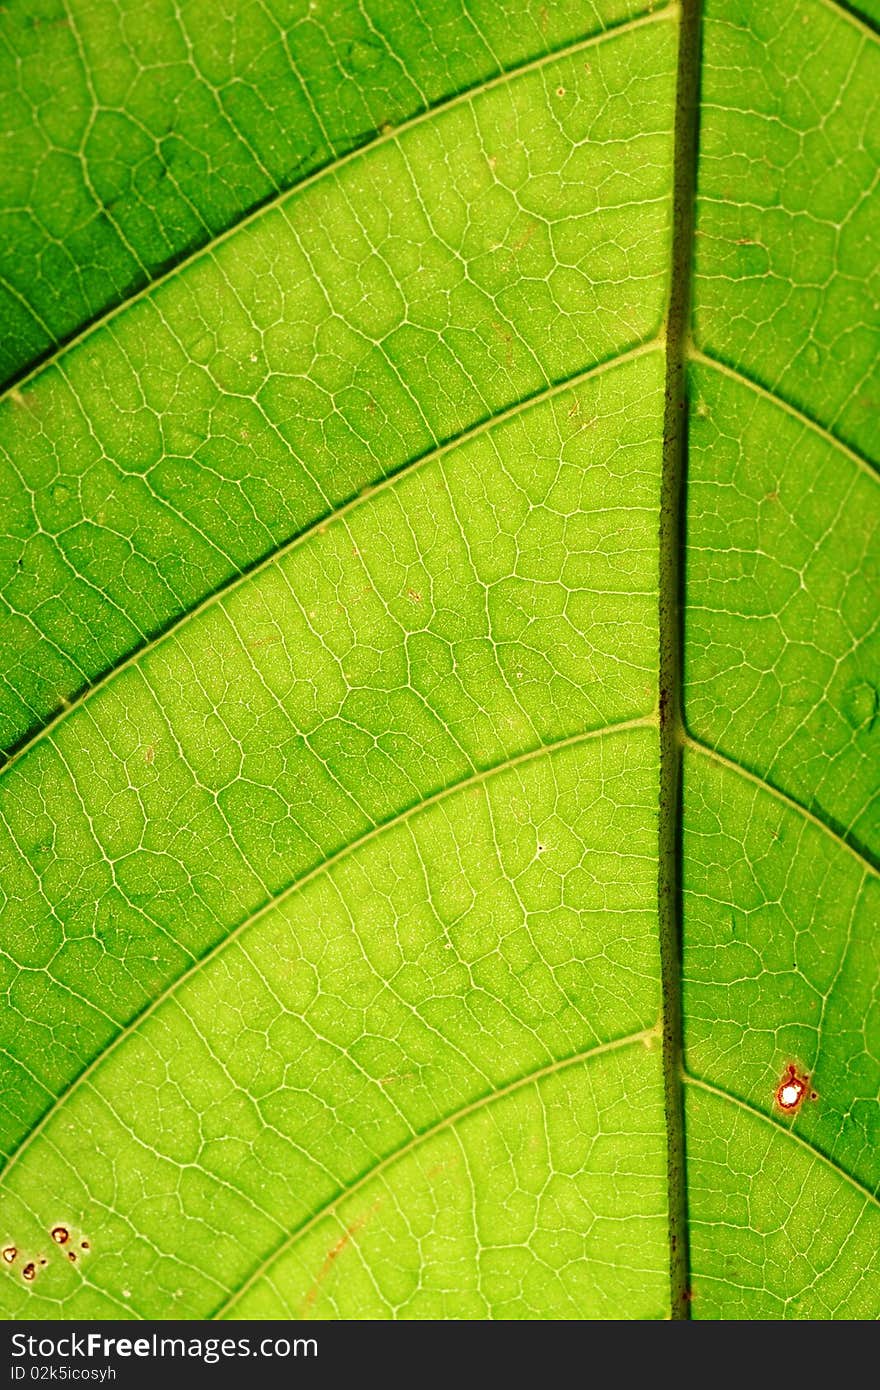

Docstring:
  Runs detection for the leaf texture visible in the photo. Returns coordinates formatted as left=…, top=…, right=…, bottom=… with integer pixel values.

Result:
left=0, top=0, right=877, bottom=1320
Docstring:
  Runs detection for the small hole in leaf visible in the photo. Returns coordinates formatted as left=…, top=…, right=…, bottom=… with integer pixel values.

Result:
left=2, top=1247, right=16, bottom=1264
left=774, top=1062, right=811, bottom=1116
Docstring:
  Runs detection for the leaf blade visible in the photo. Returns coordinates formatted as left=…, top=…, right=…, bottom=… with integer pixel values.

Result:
left=0, top=0, right=877, bottom=1322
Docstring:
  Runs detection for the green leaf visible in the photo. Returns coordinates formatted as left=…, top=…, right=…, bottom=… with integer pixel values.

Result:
left=0, top=0, right=877, bottom=1321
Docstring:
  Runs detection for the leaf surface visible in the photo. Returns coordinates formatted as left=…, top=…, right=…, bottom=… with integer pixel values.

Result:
left=0, top=0, right=877, bottom=1320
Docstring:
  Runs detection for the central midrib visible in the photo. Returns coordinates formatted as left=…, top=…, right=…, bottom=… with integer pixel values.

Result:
left=658, top=0, right=702, bottom=1321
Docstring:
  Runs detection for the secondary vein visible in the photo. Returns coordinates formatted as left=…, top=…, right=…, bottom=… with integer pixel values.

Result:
left=691, top=349, right=879, bottom=482
left=0, top=6, right=673, bottom=404
left=0, top=713, right=654, bottom=1192
left=819, top=0, right=880, bottom=43
left=685, top=734, right=880, bottom=878
left=0, top=340, right=659, bottom=778
left=684, top=1074, right=880, bottom=1210
left=210, top=1027, right=658, bottom=1320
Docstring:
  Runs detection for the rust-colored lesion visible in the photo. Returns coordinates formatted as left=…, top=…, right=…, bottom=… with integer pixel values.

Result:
left=302, top=1202, right=382, bottom=1312
left=773, top=1061, right=818, bottom=1117
left=2, top=1223, right=93, bottom=1285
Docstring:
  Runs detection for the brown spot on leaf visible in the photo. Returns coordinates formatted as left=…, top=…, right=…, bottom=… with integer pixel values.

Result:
left=2, top=1247, right=15, bottom=1264
left=490, top=321, right=515, bottom=367
left=303, top=1204, right=380, bottom=1310
left=51, top=1226, right=69, bottom=1245
left=774, top=1062, right=812, bottom=1116
left=22, top=1263, right=36, bottom=1282
left=502, top=221, right=537, bottom=273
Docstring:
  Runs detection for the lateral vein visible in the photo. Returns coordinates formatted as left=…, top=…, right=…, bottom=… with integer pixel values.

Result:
left=685, top=734, right=879, bottom=878
left=0, top=6, right=673, bottom=403
left=211, top=1028, right=658, bottom=1320
left=685, top=1074, right=880, bottom=1210
left=690, top=349, right=879, bottom=483
left=0, top=340, right=661, bottom=778
left=0, top=713, right=654, bottom=1192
